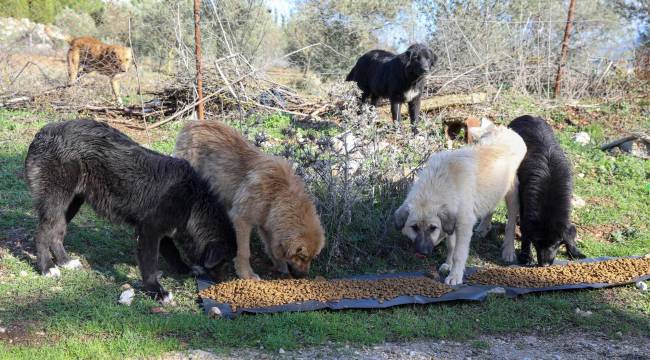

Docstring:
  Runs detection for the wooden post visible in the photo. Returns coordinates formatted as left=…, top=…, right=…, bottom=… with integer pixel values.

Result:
left=554, top=0, right=576, bottom=98
left=193, top=0, right=205, bottom=120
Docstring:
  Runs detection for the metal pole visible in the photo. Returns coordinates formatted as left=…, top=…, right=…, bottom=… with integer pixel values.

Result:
left=554, top=0, right=576, bottom=98
left=194, top=0, right=205, bottom=120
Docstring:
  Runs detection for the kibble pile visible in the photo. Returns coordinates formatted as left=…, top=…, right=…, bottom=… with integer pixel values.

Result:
left=199, top=277, right=453, bottom=310
left=467, top=258, right=650, bottom=288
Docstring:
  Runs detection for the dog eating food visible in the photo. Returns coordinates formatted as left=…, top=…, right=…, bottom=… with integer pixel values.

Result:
left=199, top=277, right=453, bottom=310
left=467, top=258, right=650, bottom=288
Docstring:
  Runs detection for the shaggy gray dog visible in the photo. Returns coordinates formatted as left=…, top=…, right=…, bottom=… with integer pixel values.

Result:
left=25, top=120, right=235, bottom=302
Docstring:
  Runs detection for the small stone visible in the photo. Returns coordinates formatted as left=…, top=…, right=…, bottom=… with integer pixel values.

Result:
left=278, top=348, right=285, bottom=354
left=578, top=173, right=585, bottom=178
left=118, top=288, right=135, bottom=306
left=150, top=307, right=167, bottom=314
left=575, top=307, right=593, bottom=317
left=635, top=281, right=648, bottom=292
left=573, top=132, right=591, bottom=145
left=409, top=350, right=417, bottom=356
left=35, top=331, right=45, bottom=336
left=19, top=270, right=27, bottom=277
left=644, top=254, right=650, bottom=259
left=572, top=196, right=586, bottom=208
left=0, top=327, right=5, bottom=334
left=208, top=306, right=222, bottom=318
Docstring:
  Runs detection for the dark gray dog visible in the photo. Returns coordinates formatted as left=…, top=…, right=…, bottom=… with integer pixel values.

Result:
left=346, top=43, right=436, bottom=130
left=24, top=120, right=235, bottom=302
left=509, top=115, right=585, bottom=266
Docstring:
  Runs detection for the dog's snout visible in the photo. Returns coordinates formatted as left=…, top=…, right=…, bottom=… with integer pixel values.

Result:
left=414, top=232, right=433, bottom=255
left=288, top=262, right=308, bottom=278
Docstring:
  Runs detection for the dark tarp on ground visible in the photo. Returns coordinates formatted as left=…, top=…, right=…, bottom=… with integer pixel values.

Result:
left=197, top=256, right=650, bottom=319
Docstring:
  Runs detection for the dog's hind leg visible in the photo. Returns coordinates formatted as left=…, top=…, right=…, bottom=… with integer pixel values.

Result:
left=502, top=183, right=519, bottom=263
left=390, top=100, right=402, bottom=124
left=34, top=204, right=69, bottom=277
left=53, top=194, right=85, bottom=270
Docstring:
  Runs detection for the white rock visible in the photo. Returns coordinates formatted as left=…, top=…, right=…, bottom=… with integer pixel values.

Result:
left=19, top=270, right=27, bottom=277
left=572, top=196, right=587, bottom=208
left=578, top=173, right=585, bottom=178
left=574, top=307, right=593, bottom=317
left=44, top=267, right=61, bottom=278
left=118, top=289, right=135, bottom=306
left=208, top=306, right=222, bottom=318
left=62, top=259, right=83, bottom=270
left=409, top=350, right=417, bottom=356
left=636, top=281, right=648, bottom=292
left=278, top=348, right=285, bottom=354
left=0, top=327, right=5, bottom=334
left=573, top=132, right=591, bottom=145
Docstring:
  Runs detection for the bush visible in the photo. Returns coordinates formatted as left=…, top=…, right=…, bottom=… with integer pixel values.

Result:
left=54, top=7, right=97, bottom=38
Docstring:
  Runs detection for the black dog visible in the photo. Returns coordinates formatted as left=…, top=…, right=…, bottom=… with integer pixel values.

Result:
left=509, top=115, right=585, bottom=266
left=346, top=43, right=436, bottom=130
left=24, top=120, right=235, bottom=302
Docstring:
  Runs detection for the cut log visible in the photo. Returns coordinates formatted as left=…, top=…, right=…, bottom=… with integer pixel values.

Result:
left=379, top=92, right=487, bottom=115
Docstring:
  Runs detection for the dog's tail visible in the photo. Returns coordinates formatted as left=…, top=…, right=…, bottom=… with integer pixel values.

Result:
left=44, top=26, right=73, bottom=43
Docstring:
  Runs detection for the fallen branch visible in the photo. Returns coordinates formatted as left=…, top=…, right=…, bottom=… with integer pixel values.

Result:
left=379, top=92, right=488, bottom=115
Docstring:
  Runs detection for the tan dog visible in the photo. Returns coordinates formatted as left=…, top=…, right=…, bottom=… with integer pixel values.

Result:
left=45, top=27, right=132, bottom=105
left=174, top=121, right=325, bottom=279
left=395, top=120, right=526, bottom=285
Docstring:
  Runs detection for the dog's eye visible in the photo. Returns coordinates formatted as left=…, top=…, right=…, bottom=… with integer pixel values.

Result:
left=429, top=225, right=437, bottom=232
left=411, top=225, right=419, bottom=232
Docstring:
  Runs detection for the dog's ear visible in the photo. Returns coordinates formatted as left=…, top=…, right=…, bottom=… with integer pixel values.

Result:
left=394, top=204, right=409, bottom=230
left=439, top=206, right=457, bottom=234
left=203, top=243, right=225, bottom=269
left=563, top=224, right=585, bottom=259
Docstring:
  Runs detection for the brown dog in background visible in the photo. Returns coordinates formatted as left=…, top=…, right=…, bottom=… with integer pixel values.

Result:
left=174, top=121, right=325, bottom=279
left=45, top=27, right=132, bottom=105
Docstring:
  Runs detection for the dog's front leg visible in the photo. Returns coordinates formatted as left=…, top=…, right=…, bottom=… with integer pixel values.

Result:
left=476, top=212, right=493, bottom=238
left=231, top=215, right=260, bottom=280
left=439, top=232, right=456, bottom=273
left=110, top=75, right=123, bottom=106
left=407, top=96, right=421, bottom=132
left=259, top=227, right=288, bottom=274
left=390, top=100, right=402, bottom=125
left=502, top=180, right=519, bottom=263
left=445, top=221, right=473, bottom=285
left=136, top=228, right=172, bottom=303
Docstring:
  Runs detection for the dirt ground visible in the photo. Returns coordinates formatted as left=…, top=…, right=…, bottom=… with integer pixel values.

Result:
left=161, top=331, right=650, bottom=360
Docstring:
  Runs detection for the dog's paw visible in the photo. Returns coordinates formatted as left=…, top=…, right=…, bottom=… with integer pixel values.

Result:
left=61, top=259, right=83, bottom=270
left=44, top=266, right=61, bottom=278
left=501, top=248, right=516, bottom=263
left=439, top=263, right=451, bottom=273
left=444, top=272, right=464, bottom=286
left=161, top=292, right=174, bottom=305
left=235, top=267, right=261, bottom=280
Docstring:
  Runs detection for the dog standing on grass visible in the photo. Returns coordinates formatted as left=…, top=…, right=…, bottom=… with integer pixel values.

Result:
left=25, top=120, right=236, bottom=302
left=174, top=121, right=325, bottom=280
left=509, top=115, right=585, bottom=265
left=395, top=120, right=526, bottom=285
left=346, top=43, right=437, bottom=131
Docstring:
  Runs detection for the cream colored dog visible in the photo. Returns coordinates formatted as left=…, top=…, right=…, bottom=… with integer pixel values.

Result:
left=394, top=120, right=526, bottom=285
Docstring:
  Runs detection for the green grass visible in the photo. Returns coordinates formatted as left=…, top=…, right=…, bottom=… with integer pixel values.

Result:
left=0, top=98, right=649, bottom=359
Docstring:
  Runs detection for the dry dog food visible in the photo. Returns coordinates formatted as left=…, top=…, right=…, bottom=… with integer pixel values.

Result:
left=199, top=277, right=453, bottom=310
left=467, top=258, right=650, bottom=288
